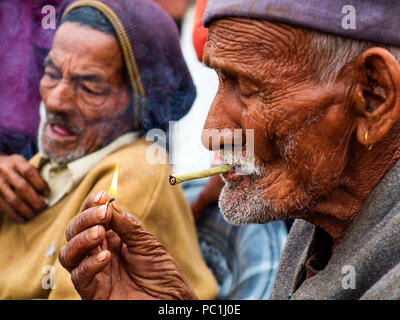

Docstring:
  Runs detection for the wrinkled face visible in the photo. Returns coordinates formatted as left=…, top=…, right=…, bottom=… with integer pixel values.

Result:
left=39, top=22, right=131, bottom=164
left=202, top=19, right=357, bottom=225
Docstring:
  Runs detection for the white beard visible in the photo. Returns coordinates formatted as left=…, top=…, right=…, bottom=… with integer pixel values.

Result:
left=218, top=181, right=276, bottom=225
left=218, top=150, right=276, bottom=225
left=218, top=177, right=312, bottom=225
left=217, top=148, right=313, bottom=225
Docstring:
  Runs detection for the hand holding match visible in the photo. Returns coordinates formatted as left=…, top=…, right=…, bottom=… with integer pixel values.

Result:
left=60, top=190, right=197, bottom=300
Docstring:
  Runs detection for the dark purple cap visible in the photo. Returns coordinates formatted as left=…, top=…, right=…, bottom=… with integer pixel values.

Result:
left=203, top=0, right=400, bottom=47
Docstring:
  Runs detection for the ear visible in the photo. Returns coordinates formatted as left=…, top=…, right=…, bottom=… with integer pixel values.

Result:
left=353, top=47, right=400, bottom=148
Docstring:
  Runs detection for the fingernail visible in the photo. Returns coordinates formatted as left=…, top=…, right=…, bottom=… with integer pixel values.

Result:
left=96, top=205, right=107, bottom=220
left=95, top=250, right=108, bottom=262
left=111, top=201, right=122, bottom=214
left=94, top=191, right=104, bottom=204
left=88, top=226, right=99, bottom=240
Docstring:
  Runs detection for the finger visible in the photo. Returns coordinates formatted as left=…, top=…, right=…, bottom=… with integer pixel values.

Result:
left=110, top=210, right=163, bottom=256
left=6, top=170, right=47, bottom=212
left=112, top=212, right=167, bottom=281
left=105, top=230, right=122, bottom=255
left=66, top=204, right=112, bottom=241
left=13, top=156, right=50, bottom=196
left=0, top=182, right=35, bottom=220
left=109, top=210, right=144, bottom=246
left=0, top=195, right=26, bottom=224
left=110, top=211, right=198, bottom=300
left=70, top=250, right=110, bottom=300
left=59, top=225, right=105, bottom=272
left=81, top=191, right=108, bottom=212
left=87, top=232, right=110, bottom=257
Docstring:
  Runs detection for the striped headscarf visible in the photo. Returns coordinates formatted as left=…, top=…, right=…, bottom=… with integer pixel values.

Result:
left=63, top=0, right=196, bottom=134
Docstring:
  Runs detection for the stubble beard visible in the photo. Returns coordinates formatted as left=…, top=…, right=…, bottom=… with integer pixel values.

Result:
left=38, top=102, right=86, bottom=165
left=217, top=150, right=286, bottom=225
left=219, top=179, right=274, bottom=225
left=217, top=122, right=321, bottom=226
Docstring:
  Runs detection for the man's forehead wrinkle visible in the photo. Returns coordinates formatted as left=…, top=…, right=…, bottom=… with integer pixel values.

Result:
left=208, top=18, right=310, bottom=85
left=211, top=18, right=307, bottom=59
left=49, top=48, right=111, bottom=82
left=51, top=23, right=124, bottom=77
left=209, top=36, right=273, bottom=85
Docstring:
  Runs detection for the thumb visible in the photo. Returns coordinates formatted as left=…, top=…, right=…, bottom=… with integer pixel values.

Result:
left=109, top=210, right=167, bottom=259
left=110, top=210, right=170, bottom=260
left=109, top=211, right=198, bottom=300
left=109, top=210, right=147, bottom=247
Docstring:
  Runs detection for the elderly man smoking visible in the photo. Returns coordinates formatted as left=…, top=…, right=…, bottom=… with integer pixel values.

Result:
left=0, top=0, right=218, bottom=300
left=60, top=0, right=400, bottom=300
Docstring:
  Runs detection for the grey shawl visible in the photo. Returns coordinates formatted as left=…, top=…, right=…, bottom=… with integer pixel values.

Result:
left=272, top=159, right=400, bottom=300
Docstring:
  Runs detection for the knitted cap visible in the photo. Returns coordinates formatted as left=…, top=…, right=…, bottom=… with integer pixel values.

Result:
left=63, top=0, right=195, bottom=134
left=203, top=0, right=400, bottom=47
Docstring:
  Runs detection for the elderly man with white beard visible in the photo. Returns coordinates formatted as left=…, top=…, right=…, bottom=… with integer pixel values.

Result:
left=60, top=0, right=400, bottom=300
left=0, top=0, right=219, bottom=300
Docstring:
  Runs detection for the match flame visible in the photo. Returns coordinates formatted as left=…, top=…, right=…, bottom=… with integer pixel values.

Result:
left=109, top=165, right=119, bottom=197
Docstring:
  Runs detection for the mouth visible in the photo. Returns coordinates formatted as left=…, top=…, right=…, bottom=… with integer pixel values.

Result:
left=222, top=167, right=241, bottom=182
left=46, top=123, right=78, bottom=142
left=222, top=166, right=258, bottom=183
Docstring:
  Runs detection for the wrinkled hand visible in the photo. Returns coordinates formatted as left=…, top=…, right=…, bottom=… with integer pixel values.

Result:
left=0, top=154, right=49, bottom=223
left=59, top=191, right=198, bottom=300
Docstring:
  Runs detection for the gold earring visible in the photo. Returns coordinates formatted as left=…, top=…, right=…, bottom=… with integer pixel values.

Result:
left=365, top=131, right=373, bottom=150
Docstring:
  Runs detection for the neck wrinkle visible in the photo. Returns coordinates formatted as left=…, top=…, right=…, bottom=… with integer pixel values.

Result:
left=304, top=125, right=400, bottom=251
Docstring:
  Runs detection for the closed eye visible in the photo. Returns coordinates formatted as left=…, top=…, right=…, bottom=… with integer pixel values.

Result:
left=81, top=85, right=101, bottom=95
left=238, top=79, right=256, bottom=98
left=45, top=71, right=60, bottom=80
left=239, top=83, right=253, bottom=97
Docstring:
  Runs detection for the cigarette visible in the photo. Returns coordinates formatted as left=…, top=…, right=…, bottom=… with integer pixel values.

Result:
left=169, top=164, right=232, bottom=185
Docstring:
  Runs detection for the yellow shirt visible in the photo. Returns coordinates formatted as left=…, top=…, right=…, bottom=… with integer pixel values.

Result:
left=0, top=138, right=218, bottom=300
left=40, top=132, right=140, bottom=207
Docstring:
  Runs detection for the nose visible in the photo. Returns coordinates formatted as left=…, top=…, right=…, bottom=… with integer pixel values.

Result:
left=201, top=89, right=244, bottom=151
left=43, top=79, right=75, bottom=115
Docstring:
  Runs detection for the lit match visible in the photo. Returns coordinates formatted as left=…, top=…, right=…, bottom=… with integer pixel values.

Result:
left=169, top=164, right=232, bottom=185
left=106, top=165, right=119, bottom=206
